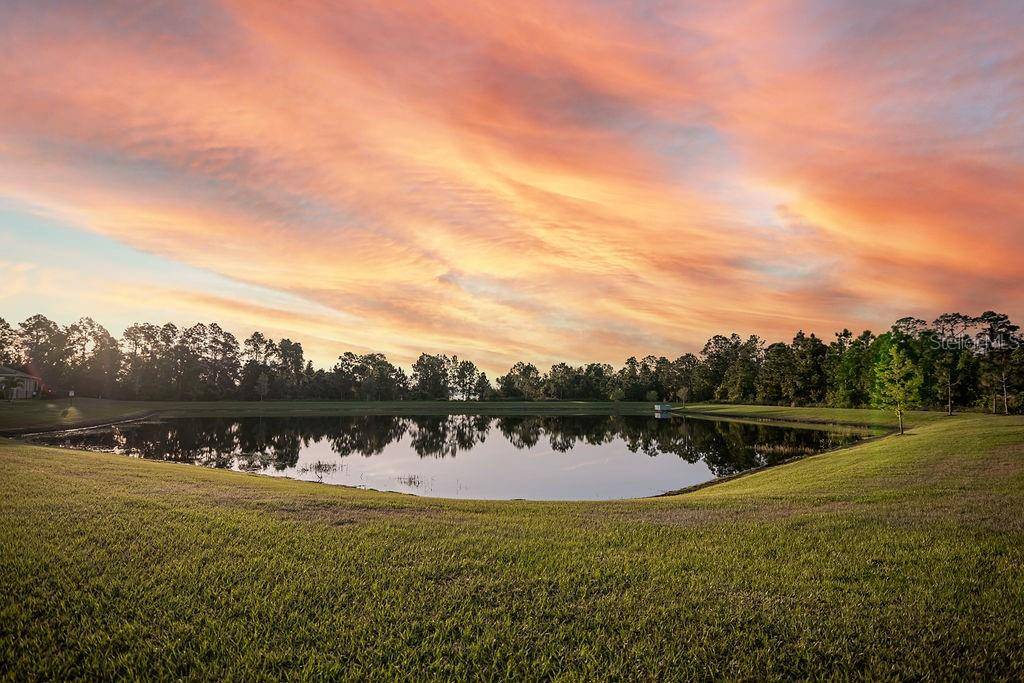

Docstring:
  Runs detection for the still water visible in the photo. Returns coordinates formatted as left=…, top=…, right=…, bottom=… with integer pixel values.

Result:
left=34, top=414, right=864, bottom=500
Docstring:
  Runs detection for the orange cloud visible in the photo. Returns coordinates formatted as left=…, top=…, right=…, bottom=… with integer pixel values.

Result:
left=1, top=0, right=1021, bottom=372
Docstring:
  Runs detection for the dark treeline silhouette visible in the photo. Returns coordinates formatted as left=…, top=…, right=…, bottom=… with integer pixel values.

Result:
left=33, top=415, right=861, bottom=478
left=2, top=311, right=1022, bottom=413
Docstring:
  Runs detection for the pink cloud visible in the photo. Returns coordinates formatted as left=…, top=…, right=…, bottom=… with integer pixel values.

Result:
left=1, top=0, right=1021, bottom=370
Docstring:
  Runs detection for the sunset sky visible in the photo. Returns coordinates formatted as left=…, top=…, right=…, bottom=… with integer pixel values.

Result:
left=2, top=0, right=1022, bottom=372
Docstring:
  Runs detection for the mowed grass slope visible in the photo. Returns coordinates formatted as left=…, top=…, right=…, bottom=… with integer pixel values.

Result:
left=678, top=402, right=942, bottom=429
left=2, top=410, right=1023, bottom=679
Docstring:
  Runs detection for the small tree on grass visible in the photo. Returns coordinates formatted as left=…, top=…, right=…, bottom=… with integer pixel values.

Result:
left=256, top=371, right=270, bottom=401
left=872, top=345, right=922, bottom=435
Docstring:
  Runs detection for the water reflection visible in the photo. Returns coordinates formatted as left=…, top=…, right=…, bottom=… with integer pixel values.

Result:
left=34, top=415, right=863, bottom=500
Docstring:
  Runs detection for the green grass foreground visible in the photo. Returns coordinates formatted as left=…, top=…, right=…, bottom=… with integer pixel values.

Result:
left=1, top=408, right=1022, bottom=678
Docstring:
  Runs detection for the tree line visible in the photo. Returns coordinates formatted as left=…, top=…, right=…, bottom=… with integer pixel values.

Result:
left=1, top=312, right=1022, bottom=414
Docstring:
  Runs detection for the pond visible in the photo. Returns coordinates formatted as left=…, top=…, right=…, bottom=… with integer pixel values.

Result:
left=33, top=414, right=867, bottom=500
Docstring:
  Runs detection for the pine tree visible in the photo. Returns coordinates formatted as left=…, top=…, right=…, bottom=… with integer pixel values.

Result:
left=872, top=345, right=922, bottom=435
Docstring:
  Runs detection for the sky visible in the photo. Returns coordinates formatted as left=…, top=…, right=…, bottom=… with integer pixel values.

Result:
left=2, top=0, right=1022, bottom=373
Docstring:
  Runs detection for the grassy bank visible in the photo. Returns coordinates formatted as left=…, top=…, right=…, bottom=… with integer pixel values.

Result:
left=2, top=408, right=1022, bottom=678
left=678, top=402, right=942, bottom=429
left=0, top=397, right=942, bottom=435
left=0, top=398, right=667, bottom=433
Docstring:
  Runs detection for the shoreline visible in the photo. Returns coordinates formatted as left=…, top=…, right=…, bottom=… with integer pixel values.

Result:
left=15, top=406, right=883, bottom=504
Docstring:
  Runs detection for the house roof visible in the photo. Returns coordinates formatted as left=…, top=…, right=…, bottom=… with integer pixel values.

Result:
left=0, top=366, right=39, bottom=379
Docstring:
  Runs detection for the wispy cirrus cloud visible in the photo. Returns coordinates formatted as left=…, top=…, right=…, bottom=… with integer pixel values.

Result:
left=1, top=0, right=1021, bottom=371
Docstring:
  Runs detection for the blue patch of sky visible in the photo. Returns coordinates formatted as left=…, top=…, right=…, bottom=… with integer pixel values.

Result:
left=12, top=0, right=246, bottom=61
left=627, top=119, right=737, bottom=187
left=26, top=133, right=362, bottom=235
left=0, top=199, right=348, bottom=324
left=620, top=117, right=795, bottom=237
left=729, top=256, right=825, bottom=283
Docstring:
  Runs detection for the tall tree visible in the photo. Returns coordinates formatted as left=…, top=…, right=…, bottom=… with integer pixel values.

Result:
left=240, top=331, right=280, bottom=400
left=120, top=323, right=163, bottom=399
left=790, top=331, right=828, bottom=405
left=156, top=324, right=180, bottom=398
left=667, top=354, right=701, bottom=403
left=276, top=338, right=305, bottom=397
left=173, top=323, right=210, bottom=400
left=757, top=342, right=796, bottom=405
left=497, top=362, right=543, bottom=400
left=357, top=353, right=407, bottom=400
left=1011, top=346, right=1024, bottom=414
left=206, top=324, right=241, bottom=399
left=824, top=329, right=852, bottom=407
left=700, top=334, right=741, bottom=400
left=872, top=343, right=923, bottom=435
left=612, top=357, right=644, bottom=401
left=975, top=311, right=1020, bottom=414
left=721, top=336, right=762, bottom=403
left=65, top=318, right=121, bottom=397
left=472, top=372, right=493, bottom=400
left=892, top=316, right=928, bottom=338
left=17, top=314, right=68, bottom=391
left=243, top=332, right=278, bottom=366
left=0, top=318, right=19, bottom=367
left=932, top=313, right=974, bottom=415
left=448, top=357, right=481, bottom=401
left=544, top=363, right=580, bottom=400
left=411, top=354, right=451, bottom=400
left=581, top=363, right=614, bottom=400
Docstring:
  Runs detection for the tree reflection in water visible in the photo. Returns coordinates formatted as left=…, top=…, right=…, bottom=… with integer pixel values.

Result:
left=35, top=415, right=862, bottom=478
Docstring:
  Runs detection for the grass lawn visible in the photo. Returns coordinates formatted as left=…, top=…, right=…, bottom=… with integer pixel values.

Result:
left=1, top=407, right=1022, bottom=678
left=677, top=402, right=943, bottom=429
left=0, top=398, right=665, bottom=433
left=0, top=397, right=942, bottom=435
